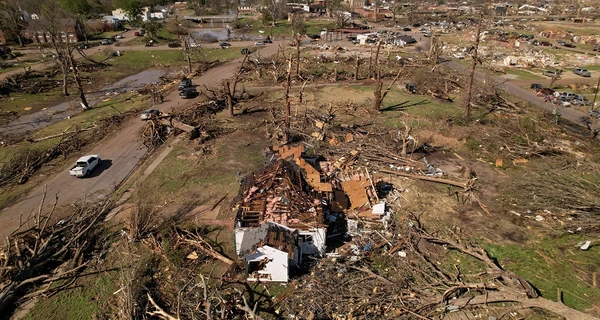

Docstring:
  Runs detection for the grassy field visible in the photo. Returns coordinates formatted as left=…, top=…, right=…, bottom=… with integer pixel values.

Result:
left=506, top=68, right=545, bottom=80
left=22, top=273, right=118, bottom=320
left=487, top=234, right=600, bottom=311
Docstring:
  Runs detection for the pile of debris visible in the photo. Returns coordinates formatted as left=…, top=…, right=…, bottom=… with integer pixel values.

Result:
left=231, top=137, right=466, bottom=283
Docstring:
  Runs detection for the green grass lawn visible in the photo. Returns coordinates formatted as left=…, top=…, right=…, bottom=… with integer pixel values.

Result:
left=486, top=234, right=600, bottom=311
left=22, top=273, right=118, bottom=320
left=506, top=69, right=544, bottom=80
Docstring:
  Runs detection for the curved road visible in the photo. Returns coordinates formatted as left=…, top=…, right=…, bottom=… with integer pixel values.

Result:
left=0, top=42, right=284, bottom=239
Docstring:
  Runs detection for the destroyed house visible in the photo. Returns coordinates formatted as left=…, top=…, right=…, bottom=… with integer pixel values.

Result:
left=234, top=159, right=329, bottom=282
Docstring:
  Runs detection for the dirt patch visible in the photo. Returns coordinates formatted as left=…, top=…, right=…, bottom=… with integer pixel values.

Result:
left=417, top=129, right=465, bottom=149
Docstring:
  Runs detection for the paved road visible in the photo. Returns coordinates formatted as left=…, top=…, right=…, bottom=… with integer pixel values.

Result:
left=447, top=60, right=598, bottom=130
left=0, top=42, right=284, bottom=239
left=0, top=69, right=167, bottom=134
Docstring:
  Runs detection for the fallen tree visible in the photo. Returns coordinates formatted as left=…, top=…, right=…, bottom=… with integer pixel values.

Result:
left=0, top=191, right=113, bottom=315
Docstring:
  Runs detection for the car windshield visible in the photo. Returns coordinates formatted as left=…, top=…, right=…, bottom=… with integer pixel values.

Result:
left=76, top=161, right=88, bottom=167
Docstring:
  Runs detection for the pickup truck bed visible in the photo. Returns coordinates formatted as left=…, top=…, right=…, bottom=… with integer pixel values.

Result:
left=69, top=155, right=101, bottom=177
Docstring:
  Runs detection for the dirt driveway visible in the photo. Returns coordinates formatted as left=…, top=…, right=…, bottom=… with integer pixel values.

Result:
left=0, top=42, right=284, bottom=239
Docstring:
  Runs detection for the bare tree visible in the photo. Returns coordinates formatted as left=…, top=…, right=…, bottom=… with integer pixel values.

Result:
left=373, top=67, right=403, bottom=112
left=37, top=2, right=89, bottom=109
left=330, top=1, right=351, bottom=28
left=291, top=13, right=306, bottom=77
left=174, top=15, right=193, bottom=73
left=223, top=54, right=249, bottom=117
left=0, top=0, right=26, bottom=46
left=464, top=20, right=482, bottom=119
left=66, top=45, right=90, bottom=109
left=284, top=54, right=292, bottom=127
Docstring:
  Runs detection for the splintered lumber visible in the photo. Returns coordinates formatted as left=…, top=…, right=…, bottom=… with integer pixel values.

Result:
left=378, top=169, right=467, bottom=189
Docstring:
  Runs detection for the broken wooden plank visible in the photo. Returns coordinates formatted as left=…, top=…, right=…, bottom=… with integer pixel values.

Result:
left=378, top=169, right=467, bottom=189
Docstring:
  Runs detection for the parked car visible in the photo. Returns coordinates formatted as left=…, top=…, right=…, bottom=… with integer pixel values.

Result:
left=190, top=42, right=198, bottom=48
left=178, top=79, right=192, bottom=91
left=168, top=42, right=181, bottom=48
left=563, top=42, right=576, bottom=48
left=179, top=87, right=198, bottom=99
left=589, top=110, right=600, bottom=119
left=116, top=34, right=124, bottom=39
left=101, top=39, right=111, bottom=45
left=571, top=95, right=591, bottom=106
left=559, top=92, right=577, bottom=99
left=264, top=37, right=272, bottom=43
left=573, top=68, right=591, bottom=77
left=594, top=45, right=600, bottom=52
left=140, top=109, right=161, bottom=120
left=402, top=27, right=412, bottom=31
left=78, top=43, right=89, bottom=49
left=552, top=99, right=571, bottom=107
left=145, top=42, right=153, bottom=47
left=543, top=70, right=562, bottom=77
left=219, top=42, right=231, bottom=48
left=452, top=53, right=465, bottom=59
left=69, top=155, right=101, bottom=178
left=530, top=83, right=543, bottom=90
left=254, top=41, right=266, bottom=46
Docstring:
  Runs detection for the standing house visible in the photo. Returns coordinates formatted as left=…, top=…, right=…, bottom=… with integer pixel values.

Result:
left=22, top=18, right=85, bottom=44
left=233, top=158, right=329, bottom=282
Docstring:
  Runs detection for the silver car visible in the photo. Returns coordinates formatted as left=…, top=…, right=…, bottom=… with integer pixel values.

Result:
left=140, top=109, right=161, bottom=120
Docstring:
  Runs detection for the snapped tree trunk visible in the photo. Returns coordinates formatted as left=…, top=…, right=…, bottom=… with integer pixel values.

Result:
left=368, top=47, right=373, bottom=79
left=464, top=22, right=482, bottom=119
left=373, top=41, right=382, bottom=75
left=354, top=55, right=360, bottom=80
left=285, top=59, right=292, bottom=127
left=224, top=54, right=249, bottom=117
left=373, top=67, right=403, bottom=112
left=295, top=36, right=301, bottom=77
left=590, top=75, right=600, bottom=138
left=225, top=81, right=234, bottom=117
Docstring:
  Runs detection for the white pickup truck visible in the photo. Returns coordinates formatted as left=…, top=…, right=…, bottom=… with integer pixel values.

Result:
left=69, top=155, right=101, bottom=177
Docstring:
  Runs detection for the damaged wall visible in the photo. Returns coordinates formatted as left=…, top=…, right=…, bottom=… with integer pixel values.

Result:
left=245, top=246, right=289, bottom=282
